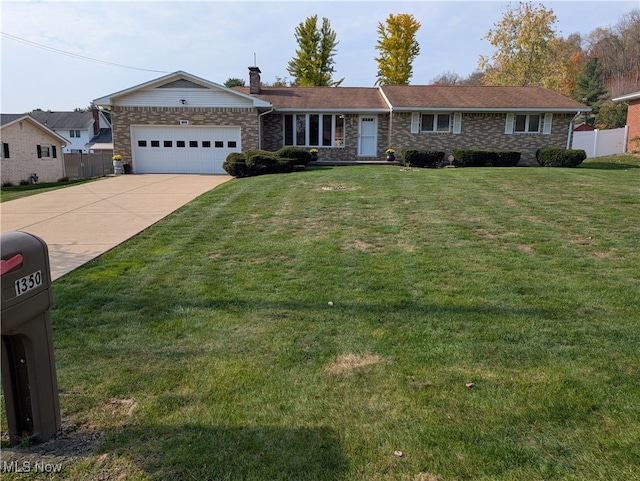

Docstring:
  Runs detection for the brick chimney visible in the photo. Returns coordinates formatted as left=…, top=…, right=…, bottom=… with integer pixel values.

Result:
left=92, top=108, right=100, bottom=135
left=249, top=66, right=261, bottom=94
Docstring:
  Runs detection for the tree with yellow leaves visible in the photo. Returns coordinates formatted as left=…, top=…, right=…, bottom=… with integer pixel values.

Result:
left=479, top=2, right=567, bottom=90
left=375, top=13, right=421, bottom=85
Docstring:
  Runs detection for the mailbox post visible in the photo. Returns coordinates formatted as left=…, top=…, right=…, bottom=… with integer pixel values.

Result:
left=1, top=231, right=61, bottom=445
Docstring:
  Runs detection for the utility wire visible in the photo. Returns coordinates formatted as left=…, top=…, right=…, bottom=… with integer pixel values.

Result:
left=1, top=32, right=170, bottom=74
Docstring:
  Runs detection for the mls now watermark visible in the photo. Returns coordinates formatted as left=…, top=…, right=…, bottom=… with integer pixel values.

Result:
left=2, top=460, right=63, bottom=473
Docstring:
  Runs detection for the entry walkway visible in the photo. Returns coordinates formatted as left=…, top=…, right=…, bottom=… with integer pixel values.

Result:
left=0, top=175, right=232, bottom=280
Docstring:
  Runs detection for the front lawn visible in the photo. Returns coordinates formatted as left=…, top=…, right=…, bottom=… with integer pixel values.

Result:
left=2, top=163, right=639, bottom=480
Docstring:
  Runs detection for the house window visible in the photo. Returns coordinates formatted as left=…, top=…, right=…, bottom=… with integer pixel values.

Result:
left=515, top=114, right=541, bottom=133
left=421, top=113, right=451, bottom=133
left=506, top=113, right=552, bottom=134
left=36, top=145, right=56, bottom=158
left=2, top=142, right=9, bottom=158
left=283, top=114, right=345, bottom=147
left=69, top=130, right=80, bottom=138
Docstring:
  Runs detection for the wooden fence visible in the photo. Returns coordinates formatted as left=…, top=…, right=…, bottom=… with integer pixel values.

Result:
left=63, top=152, right=114, bottom=179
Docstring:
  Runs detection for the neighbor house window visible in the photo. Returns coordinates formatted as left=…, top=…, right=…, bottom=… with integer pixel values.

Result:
left=2, top=143, right=9, bottom=158
left=284, top=114, right=345, bottom=147
left=37, top=145, right=56, bottom=158
left=69, top=130, right=80, bottom=138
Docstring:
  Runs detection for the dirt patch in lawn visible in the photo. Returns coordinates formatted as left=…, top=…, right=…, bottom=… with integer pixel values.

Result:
left=324, top=353, right=385, bottom=376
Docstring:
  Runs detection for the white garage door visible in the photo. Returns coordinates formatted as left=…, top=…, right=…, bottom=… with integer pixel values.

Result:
left=131, top=126, right=241, bottom=174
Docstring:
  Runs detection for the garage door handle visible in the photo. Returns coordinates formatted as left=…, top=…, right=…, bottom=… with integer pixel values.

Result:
left=1, top=254, right=23, bottom=276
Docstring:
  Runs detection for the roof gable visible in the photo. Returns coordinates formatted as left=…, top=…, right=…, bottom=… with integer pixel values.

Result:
left=29, top=111, right=94, bottom=130
left=93, top=71, right=271, bottom=108
left=0, top=114, right=69, bottom=144
left=380, top=85, right=589, bottom=112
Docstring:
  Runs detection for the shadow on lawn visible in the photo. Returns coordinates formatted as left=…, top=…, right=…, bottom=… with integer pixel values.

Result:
left=100, top=423, right=347, bottom=480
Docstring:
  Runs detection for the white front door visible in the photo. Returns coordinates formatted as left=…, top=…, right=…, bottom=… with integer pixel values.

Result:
left=358, top=116, right=378, bottom=157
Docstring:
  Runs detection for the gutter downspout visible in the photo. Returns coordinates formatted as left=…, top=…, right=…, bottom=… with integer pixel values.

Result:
left=378, top=86, right=394, bottom=152
left=258, top=107, right=274, bottom=150
left=567, top=111, right=582, bottom=149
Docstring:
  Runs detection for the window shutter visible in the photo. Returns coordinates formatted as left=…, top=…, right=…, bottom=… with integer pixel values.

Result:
left=453, top=113, right=462, bottom=134
left=411, top=113, right=420, bottom=134
left=52, top=146, right=57, bottom=158
left=37, top=145, right=42, bottom=158
left=543, top=113, right=553, bottom=134
left=505, top=113, right=514, bottom=134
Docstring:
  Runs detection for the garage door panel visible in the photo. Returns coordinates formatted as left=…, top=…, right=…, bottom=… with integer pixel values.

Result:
left=132, top=126, right=240, bottom=174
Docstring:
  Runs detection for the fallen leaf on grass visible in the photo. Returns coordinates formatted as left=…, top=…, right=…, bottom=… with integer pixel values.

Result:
left=394, top=450, right=404, bottom=457
left=465, top=382, right=475, bottom=388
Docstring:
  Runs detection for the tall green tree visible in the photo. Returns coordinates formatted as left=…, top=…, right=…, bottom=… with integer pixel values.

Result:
left=571, top=57, right=608, bottom=116
left=478, top=2, right=559, bottom=87
left=375, top=13, right=421, bottom=85
left=287, top=15, right=343, bottom=87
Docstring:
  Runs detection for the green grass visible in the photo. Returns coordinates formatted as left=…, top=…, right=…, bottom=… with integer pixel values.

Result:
left=0, top=178, right=100, bottom=202
left=2, top=159, right=639, bottom=480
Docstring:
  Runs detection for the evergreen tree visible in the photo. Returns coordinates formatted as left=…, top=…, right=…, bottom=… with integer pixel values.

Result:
left=224, top=78, right=245, bottom=88
left=375, top=13, right=421, bottom=85
left=287, top=15, right=343, bottom=87
left=571, top=58, right=608, bottom=110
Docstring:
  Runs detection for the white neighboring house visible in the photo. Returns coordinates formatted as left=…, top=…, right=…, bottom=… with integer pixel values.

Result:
left=29, top=110, right=112, bottom=153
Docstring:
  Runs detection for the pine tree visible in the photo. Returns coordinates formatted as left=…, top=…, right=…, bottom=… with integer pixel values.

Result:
left=287, top=15, right=343, bottom=87
left=375, top=13, right=421, bottom=85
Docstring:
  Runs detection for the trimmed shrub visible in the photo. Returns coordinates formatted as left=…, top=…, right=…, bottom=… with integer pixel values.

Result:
left=2, top=181, right=14, bottom=188
left=452, top=149, right=521, bottom=167
left=492, top=150, right=521, bottom=167
left=244, top=149, right=281, bottom=173
left=452, top=149, right=493, bottom=167
left=400, top=149, right=445, bottom=168
left=536, top=148, right=586, bottom=167
left=276, top=146, right=312, bottom=166
left=222, top=152, right=251, bottom=177
left=223, top=147, right=311, bottom=177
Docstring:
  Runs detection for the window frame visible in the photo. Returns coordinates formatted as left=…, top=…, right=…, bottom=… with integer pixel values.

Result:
left=283, top=113, right=345, bottom=148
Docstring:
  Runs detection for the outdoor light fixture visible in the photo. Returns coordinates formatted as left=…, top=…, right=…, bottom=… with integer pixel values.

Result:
left=180, top=99, right=187, bottom=105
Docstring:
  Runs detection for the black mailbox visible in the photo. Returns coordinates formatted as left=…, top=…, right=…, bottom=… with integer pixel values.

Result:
left=1, top=231, right=61, bottom=445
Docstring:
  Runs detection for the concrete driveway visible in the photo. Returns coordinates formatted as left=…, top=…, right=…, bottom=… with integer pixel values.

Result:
left=0, top=174, right=232, bottom=280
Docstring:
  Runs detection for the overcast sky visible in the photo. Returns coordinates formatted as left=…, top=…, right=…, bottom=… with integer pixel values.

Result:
left=1, top=0, right=638, bottom=113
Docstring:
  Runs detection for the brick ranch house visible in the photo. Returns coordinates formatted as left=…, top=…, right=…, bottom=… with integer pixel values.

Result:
left=93, top=68, right=589, bottom=174
left=613, top=90, right=640, bottom=153
left=1, top=114, right=68, bottom=185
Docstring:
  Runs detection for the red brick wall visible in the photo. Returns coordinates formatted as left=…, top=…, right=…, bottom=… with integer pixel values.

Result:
left=627, top=99, right=640, bottom=153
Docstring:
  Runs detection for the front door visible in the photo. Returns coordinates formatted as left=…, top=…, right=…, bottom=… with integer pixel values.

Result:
left=358, top=116, right=378, bottom=157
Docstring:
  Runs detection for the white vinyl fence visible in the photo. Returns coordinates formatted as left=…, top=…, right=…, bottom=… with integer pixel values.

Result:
left=572, top=127, right=628, bottom=158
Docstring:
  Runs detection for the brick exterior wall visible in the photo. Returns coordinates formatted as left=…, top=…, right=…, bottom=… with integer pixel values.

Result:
left=112, top=106, right=261, bottom=163
left=259, top=111, right=573, bottom=164
left=1, top=120, right=66, bottom=184
left=260, top=113, right=392, bottom=162
left=390, top=112, right=575, bottom=165
left=626, top=99, right=640, bottom=153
